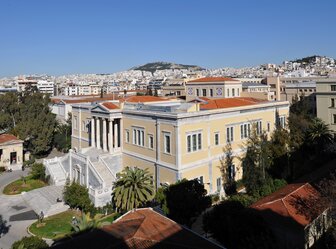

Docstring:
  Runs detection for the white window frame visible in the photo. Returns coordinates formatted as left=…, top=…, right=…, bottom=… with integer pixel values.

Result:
left=214, top=132, right=220, bottom=146
left=226, top=126, right=234, bottom=143
left=216, top=177, right=222, bottom=192
left=132, top=127, right=145, bottom=147
left=186, top=131, right=202, bottom=153
left=148, top=134, right=154, bottom=149
left=163, top=132, right=171, bottom=154
left=125, top=129, right=130, bottom=143
left=240, top=123, right=251, bottom=139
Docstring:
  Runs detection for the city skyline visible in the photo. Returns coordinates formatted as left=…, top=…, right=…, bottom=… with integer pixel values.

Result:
left=1, top=0, right=336, bottom=77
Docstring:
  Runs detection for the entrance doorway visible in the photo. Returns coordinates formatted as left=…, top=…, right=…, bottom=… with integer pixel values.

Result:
left=10, top=152, right=17, bottom=164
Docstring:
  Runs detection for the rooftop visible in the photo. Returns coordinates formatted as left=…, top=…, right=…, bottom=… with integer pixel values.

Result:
left=52, top=208, right=225, bottom=249
left=200, top=97, right=266, bottom=110
left=251, top=183, right=327, bottom=227
left=0, top=134, right=21, bottom=144
left=187, top=77, right=239, bottom=83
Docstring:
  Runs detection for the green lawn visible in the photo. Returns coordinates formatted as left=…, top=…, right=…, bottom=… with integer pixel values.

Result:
left=3, top=175, right=48, bottom=195
left=29, top=211, right=119, bottom=239
left=29, top=210, right=80, bottom=239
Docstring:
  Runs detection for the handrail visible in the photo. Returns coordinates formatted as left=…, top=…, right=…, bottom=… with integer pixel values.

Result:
left=87, top=158, right=104, bottom=188
left=99, top=156, right=116, bottom=182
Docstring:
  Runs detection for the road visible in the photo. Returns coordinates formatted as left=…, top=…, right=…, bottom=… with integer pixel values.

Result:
left=0, top=169, right=36, bottom=249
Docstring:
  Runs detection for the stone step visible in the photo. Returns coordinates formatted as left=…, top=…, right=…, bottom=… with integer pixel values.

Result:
left=91, top=161, right=115, bottom=186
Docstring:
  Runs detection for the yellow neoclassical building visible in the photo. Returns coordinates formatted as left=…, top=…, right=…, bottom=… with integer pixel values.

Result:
left=45, top=78, right=289, bottom=206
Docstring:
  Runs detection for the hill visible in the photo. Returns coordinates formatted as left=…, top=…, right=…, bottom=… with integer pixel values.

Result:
left=130, top=62, right=205, bottom=73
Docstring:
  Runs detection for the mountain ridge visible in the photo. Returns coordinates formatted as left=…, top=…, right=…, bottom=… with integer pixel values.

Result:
left=130, top=62, right=205, bottom=73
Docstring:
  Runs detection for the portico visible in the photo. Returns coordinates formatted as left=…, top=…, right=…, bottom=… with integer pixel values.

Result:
left=90, top=116, right=121, bottom=153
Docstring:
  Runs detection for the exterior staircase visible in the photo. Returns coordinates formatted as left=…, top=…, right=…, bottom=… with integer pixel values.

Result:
left=91, top=160, right=115, bottom=187
left=45, top=161, right=67, bottom=186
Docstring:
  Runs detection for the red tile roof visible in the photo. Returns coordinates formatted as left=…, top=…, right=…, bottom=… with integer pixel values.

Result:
left=52, top=208, right=224, bottom=249
left=0, top=134, right=20, bottom=144
left=251, top=183, right=327, bottom=227
left=101, top=102, right=119, bottom=110
left=187, top=77, right=239, bottom=83
left=200, top=97, right=266, bottom=110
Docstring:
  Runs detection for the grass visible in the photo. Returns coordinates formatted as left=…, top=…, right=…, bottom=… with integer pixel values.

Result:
left=3, top=175, right=48, bottom=195
left=29, top=210, right=80, bottom=239
left=29, top=211, right=120, bottom=239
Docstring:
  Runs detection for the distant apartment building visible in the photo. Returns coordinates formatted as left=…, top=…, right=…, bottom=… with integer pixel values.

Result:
left=37, top=80, right=55, bottom=95
left=45, top=79, right=289, bottom=206
left=316, top=79, right=336, bottom=131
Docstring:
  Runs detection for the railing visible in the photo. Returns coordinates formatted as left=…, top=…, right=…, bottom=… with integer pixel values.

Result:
left=99, top=156, right=117, bottom=182
left=70, top=151, right=87, bottom=163
left=87, top=158, right=105, bottom=188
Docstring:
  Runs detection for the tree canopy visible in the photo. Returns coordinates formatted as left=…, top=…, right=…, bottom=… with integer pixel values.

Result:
left=0, top=91, right=57, bottom=155
left=63, top=181, right=92, bottom=212
left=156, top=179, right=211, bottom=227
left=112, top=167, right=154, bottom=212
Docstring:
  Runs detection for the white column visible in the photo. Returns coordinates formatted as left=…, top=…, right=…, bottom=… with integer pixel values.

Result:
left=91, top=117, right=95, bottom=147
left=114, top=120, right=118, bottom=149
left=102, top=119, right=107, bottom=151
left=108, top=119, right=113, bottom=153
left=96, top=118, right=101, bottom=149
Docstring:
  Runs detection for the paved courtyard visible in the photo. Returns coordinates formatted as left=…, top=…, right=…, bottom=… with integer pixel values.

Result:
left=0, top=170, right=35, bottom=249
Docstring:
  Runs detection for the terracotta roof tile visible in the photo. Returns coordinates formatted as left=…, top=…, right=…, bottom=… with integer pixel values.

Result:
left=200, top=97, right=266, bottom=110
left=187, top=77, right=239, bottom=83
left=0, top=134, right=20, bottom=144
left=251, top=183, right=327, bottom=227
left=101, top=102, right=119, bottom=110
left=52, top=208, right=224, bottom=249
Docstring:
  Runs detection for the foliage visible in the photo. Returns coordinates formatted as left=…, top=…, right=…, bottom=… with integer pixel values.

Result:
left=229, top=194, right=257, bottom=207
left=306, top=118, right=334, bottom=153
left=23, top=158, right=36, bottom=168
left=53, top=116, right=71, bottom=152
left=11, top=236, right=49, bottom=249
left=29, top=210, right=80, bottom=239
left=112, top=167, right=154, bottom=212
left=324, top=224, right=336, bottom=249
left=63, top=181, right=92, bottom=212
left=241, top=127, right=271, bottom=195
left=202, top=200, right=278, bottom=249
left=0, top=215, right=10, bottom=236
left=156, top=179, right=211, bottom=227
left=71, top=213, right=101, bottom=233
left=219, top=142, right=236, bottom=197
left=31, top=163, right=46, bottom=181
left=0, top=91, right=57, bottom=155
left=3, top=175, right=48, bottom=195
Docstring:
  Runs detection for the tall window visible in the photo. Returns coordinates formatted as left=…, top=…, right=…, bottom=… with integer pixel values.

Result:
left=232, top=88, right=235, bottom=97
left=226, top=126, right=234, bottom=142
left=126, top=130, right=130, bottom=143
left=164, top=133, right=171, bottom=154
left=331, top=85, right=336, bottom=91
left=256, top=121, right=262, bottom=135
left=240, top=123, right=251, bottom=139
left=196, top=89, right=200, bottom=96
left=214, top=132, right=219, bottom=145
left=228, top=164, right=236, bottom=180
left=216, top=177, right=221, bottom=192
left=227, top=89, right=230, bottom=97
left=74, top=116, right=78, bottom=130
left=210, top=89, right=213, bottom=97
left=333, top=114, right=336, bottom=124
left=148, top=135, right=154, bottom=149
left=279, top=116, right=286, bottom=128
left=237, top=88, right=240, bottom=96
left=133, top=127, right=144, bottom=146
left=187, top=131, right=202, bottom=152
left=267, top=122, right=271, bottom=132
left=331, top=98, right=335, bottom=108
left=202, top=89, right=207, bottom=96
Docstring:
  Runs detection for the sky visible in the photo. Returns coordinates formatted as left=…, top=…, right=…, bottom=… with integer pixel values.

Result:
left=0, top=0, right=336, bottom=77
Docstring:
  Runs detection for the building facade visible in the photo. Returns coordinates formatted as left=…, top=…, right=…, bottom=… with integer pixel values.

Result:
left=45, top=81, right=290, bottom=206
left=0, top=134, right=24, bottom=170
left=316, top=79, right=336, bottom=131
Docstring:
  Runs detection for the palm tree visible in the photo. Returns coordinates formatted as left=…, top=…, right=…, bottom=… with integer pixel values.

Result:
left=307, top=118, right=334, bottom=150
left=112, top=167, right=154, bottom=212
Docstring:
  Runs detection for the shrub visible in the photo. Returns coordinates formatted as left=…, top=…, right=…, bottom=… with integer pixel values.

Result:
left=229, top=194, right=257, bottom=207
left=23, top=158, right=36, bottom=168
left=63, top=181, right=92, bottom=212
left=0, top=166, right=6, bottom=172
left=31, top=163, right=46, bottom=181
left=11, top=236, right=49, bottom=249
